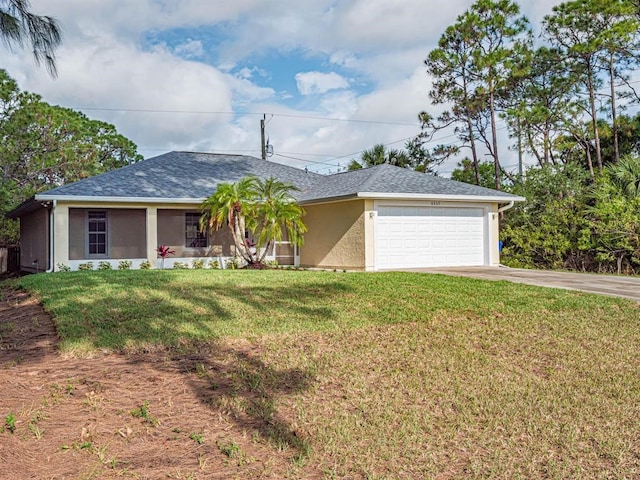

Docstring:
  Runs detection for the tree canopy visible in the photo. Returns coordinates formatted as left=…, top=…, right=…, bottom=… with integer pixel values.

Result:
left=420, top=0, right=640, bottom=187
left=0, top=69, right=142, bottom=243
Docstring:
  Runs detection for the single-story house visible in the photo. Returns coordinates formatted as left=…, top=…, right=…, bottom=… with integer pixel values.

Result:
left=7, top=151, right=524, bottom=272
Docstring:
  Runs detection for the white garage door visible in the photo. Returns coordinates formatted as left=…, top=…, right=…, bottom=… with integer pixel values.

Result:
left=375, top=205, right=486, bottom=269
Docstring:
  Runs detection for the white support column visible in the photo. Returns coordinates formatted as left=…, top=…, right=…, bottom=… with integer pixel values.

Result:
left=488, top=205, right=500, bottom=266
left=364, top=200, right=376, bottom=271
left=53, top=204, right=69, bottom=271
left=146, top=207, right=158, bottom=264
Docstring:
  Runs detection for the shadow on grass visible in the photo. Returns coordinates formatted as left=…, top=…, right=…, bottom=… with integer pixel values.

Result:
left=21, top=270, right=350, bottom=351
left=144, top=343, right=315, bottom=461
left=15, top=270, right=352, bottom=459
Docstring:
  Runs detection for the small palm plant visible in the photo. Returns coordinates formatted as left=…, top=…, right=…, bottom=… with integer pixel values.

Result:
left=157, top=245, right=175, bottom=269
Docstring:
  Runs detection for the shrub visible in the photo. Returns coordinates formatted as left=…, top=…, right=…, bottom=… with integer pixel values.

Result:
left=192, top=259, right=205, bottom=269
left=56, top=263, right=71, bottom=272
left=139, top=260, right=152, bottom=270
left=172, top=262, right=189, bottom=269
left=208, top=259, right=220, bottom=269
left=118, top=260, right=133, bottom=270
left=98, top=261, right=112, bottom=270
left=78, top=262, right=94, bottom=271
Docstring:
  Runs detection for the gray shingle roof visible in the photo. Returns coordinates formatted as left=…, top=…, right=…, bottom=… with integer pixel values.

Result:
left=36, top=151, right=521, bottom=203
left=298, top=163, right=521, bottom=202
left=37, top=151, right=323, bottom=200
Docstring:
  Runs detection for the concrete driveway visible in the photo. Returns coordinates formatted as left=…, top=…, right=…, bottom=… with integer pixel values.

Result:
left=409, top=266, right=640, bottom=303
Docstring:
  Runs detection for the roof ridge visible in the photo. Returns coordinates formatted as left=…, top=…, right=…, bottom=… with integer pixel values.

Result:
left=358, top=163, right=398, bottom=191
left=174, top=150, right=248, bottom=158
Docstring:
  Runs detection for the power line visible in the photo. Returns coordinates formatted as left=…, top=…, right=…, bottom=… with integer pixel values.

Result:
left=72, top=106, right=420, bottom=127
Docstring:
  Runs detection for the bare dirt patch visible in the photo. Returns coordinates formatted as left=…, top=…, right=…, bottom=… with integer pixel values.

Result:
left=0, top=288, right=315, bottom=479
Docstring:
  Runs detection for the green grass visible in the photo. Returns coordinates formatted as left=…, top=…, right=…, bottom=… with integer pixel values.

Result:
left=13, top=269, right=640, bottom=478
left=17, top=269, right=629, bottom=355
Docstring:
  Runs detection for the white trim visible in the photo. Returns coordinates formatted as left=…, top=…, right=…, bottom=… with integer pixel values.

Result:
left=65, top=257, right=231, bottom=271
left=358, top=192, right=525, bottom=203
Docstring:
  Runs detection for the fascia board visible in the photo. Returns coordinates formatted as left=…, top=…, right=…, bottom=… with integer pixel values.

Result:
left=355, top=192, right=526, bottom=203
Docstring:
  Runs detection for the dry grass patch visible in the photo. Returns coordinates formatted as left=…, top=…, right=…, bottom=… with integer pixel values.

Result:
left=257, top=312, right=640, bottom=479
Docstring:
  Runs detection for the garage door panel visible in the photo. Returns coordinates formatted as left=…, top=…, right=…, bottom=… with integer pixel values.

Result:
left=376, top=205, right=486, bottom=269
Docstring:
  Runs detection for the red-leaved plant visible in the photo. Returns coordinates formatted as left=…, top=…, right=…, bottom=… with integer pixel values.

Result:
left=157, top=245, right=175, bottom=269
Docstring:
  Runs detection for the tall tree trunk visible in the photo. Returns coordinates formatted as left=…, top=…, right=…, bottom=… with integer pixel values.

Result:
left=543, top=129, right=550, bottom=165
left=609, top=53, right=620, bottom=164
left=465, top=114, right=481, bottom=185
left=587, top=66, right=603, bottom=172
left=462, top=73, right=481, bottom=185
left=489, top=87, right=501, bottom=191
left=584, top=137, right=595, bottom=180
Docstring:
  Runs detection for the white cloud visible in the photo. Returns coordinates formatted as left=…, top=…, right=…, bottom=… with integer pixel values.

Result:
left=295, top=72, right=349, bottom=95
left=236, top=66, right=269, bottom=80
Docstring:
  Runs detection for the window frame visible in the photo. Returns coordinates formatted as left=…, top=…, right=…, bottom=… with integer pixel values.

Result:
left=185, top=212, right=207, bottom=248
left=86, top=210, right=108, bottom=258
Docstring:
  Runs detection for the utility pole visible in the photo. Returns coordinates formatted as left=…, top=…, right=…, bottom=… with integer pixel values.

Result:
left=260, top=114, right=266, bottom=160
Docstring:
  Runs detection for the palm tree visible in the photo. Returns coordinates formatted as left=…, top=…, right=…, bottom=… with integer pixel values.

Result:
left=200, top=176, right=306, bottom=266
left=251, top=177, right=306, bottom=264
left=200, top=176, right=258, bottom=265
left=608, top=155, right=640, bottom=198
left=1, top=0, right=62, bottom=76
left=348, top=144, right=412, bottom=171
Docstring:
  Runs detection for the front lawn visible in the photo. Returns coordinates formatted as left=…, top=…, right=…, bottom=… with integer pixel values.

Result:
left=12, top=270, right=640, bottom=478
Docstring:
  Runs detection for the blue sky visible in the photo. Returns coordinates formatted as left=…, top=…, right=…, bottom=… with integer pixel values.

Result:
left=5, top=0, right=564, bottom=175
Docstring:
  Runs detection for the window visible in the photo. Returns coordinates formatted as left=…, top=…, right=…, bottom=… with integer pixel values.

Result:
left=87, top=211, right=107, bottom=256
left=185, top=213, right=207, bottom=247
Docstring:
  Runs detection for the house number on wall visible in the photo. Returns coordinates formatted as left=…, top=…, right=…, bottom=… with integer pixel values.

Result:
left=430, top=201, right=441, bottom=206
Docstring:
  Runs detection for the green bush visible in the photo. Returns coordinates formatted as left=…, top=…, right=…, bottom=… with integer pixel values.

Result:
left=78, top=262, right=94, bottom=271
left=139, top=260, right=152, bottom=270
left=172, top=262, right=189, bottom=270
left=118, top=260, right=133, bottom=270
left=191, top=259, right=205, bottom=269
left=98, top=261, right=112, bottom=270
left=208, top=259, right=220, bottom=269
left=501, top=161, right=640, bottom=274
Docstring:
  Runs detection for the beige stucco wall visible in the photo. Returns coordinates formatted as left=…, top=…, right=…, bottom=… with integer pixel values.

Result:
left=300, top=199, right=366, bottom=270
left=157, top=209, right=234, bottom=257
left=19, top=208, right=49, bottom=272
left=68, top=208, right=146, bottom=260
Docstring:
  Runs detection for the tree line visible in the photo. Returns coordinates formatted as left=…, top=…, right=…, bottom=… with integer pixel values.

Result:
left=418, top=0, right=640, bottom=187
